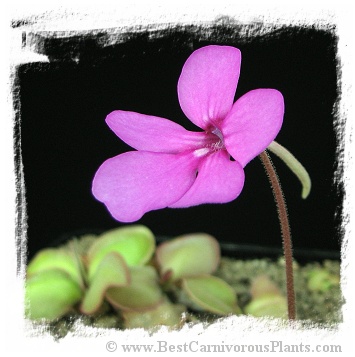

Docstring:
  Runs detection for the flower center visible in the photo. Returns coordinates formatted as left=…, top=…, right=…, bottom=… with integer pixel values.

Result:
left=210, top=127, right=224, bottom=151
left=193, top=127, right=225, bottom=158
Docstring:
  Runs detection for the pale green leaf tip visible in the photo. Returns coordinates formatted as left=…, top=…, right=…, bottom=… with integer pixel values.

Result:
left=301, top=182, right=311, bottom=199
left=181, top=275, right=239, bottom=315
left=87, top=225, right=155, bottom=280
left=267, top=141, right=312, bottom=200
left=156, top=233, right=220, bottom=282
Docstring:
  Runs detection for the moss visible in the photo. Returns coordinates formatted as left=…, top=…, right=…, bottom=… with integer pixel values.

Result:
left=215, top=257, right=342, bottom=324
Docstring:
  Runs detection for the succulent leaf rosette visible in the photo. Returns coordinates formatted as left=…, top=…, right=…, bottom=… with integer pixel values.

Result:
left=26, top=226, right=240, bottom=328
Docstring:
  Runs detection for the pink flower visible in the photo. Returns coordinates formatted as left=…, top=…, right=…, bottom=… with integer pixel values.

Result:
left=92, top=45, right=284, bottom=222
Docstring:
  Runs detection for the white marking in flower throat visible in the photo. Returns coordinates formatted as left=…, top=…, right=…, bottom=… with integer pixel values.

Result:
left=193, top=147, right=210, bottom=157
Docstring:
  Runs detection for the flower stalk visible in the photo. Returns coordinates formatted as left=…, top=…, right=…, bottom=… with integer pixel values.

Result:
left=259, top=151, right=296, bottom=320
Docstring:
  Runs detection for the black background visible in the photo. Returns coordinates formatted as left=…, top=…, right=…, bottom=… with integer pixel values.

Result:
left=16, top=21, right=341, bottom=260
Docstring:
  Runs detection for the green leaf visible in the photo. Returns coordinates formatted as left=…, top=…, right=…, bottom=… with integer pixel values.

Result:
left=250, top=275, right=281, bottom=299
left=244, top=294, right=288, bottom=319
left=106, top=266, right=163, bottom=311
left=156, top=234, right=220, bottom=281
left=182, top=275, right=240, bottom=315
left=27, top=248, right=83, bottom=287
left=25, top=269, right=83, bottom=321
left=87, top=225, right=155, bottom=281
left=244, top=275, right=287, bottom=319
left=80, top=252, right=130, bottom=315
left=122, top=298, right=186, bottom=329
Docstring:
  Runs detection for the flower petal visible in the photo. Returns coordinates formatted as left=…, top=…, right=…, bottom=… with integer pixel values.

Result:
left=106, top=111, right=205, bottom=153
left=222, top=89, right=284, bottom=167
left=169, top=150, right=245, bottom=208
left=92, top=151, right=198, bottom=222
left=178, top=45, right=241, bottom=130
